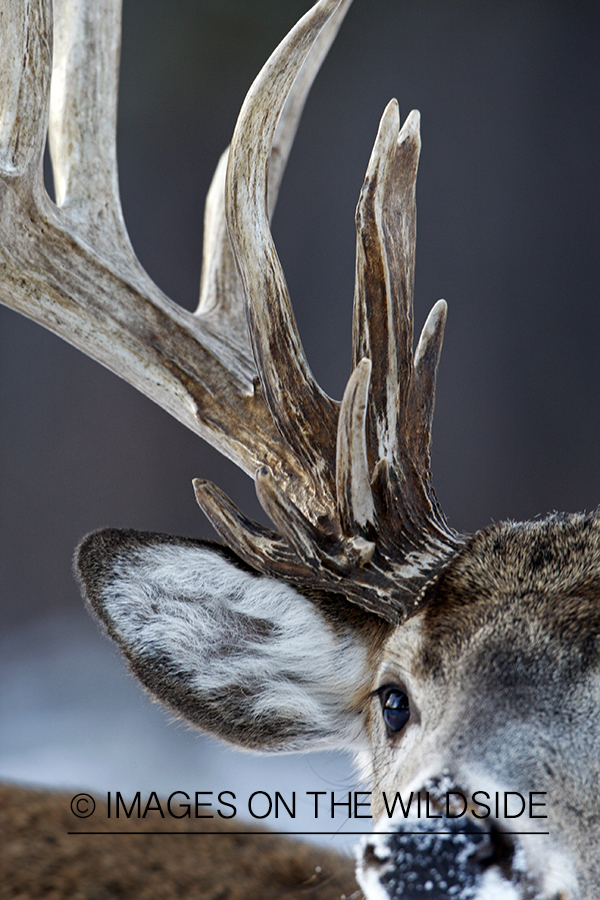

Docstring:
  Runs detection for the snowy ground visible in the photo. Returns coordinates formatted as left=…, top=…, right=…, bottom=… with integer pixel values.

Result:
left=0, top=610, right=367, bottom=853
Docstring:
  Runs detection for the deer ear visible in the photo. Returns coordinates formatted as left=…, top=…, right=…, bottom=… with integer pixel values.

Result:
left=75, top=528, right=375, bottom=752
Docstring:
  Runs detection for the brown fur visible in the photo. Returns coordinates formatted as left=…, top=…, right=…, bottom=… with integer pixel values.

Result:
left=0, top=783, right=359, bottom=900
left=420, top=512, right=600, bottom=676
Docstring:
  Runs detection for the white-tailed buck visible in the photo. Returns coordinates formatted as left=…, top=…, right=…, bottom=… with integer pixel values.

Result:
left=1, top=1, right=599, bottom=898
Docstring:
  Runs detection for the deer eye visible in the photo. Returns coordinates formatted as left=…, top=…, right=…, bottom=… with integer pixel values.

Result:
left=380, top=687, right=410, bottom=733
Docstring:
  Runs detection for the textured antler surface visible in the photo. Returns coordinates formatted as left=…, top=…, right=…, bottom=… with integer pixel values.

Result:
left=0, top=0, right=349, bottom=494
left=195, top=1, right=463, bottom=621
left=0, top=0, right=462, bottom=623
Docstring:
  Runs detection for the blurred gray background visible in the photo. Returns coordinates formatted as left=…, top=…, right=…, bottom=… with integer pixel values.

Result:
left=1, top=0, right=599, bottom=844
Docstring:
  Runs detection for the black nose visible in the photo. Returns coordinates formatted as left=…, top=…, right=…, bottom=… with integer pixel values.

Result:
left=359, top=815, right=510, bottom=900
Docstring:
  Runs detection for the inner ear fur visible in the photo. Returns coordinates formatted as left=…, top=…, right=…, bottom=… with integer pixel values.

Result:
left=75, top=528, right=389, bottom=752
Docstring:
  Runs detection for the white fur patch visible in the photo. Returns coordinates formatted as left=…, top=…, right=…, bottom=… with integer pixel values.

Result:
left=98, top=540, right=370, bottom=751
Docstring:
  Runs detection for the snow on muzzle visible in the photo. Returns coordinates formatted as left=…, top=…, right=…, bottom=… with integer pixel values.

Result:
left=355, top=811, right=542, bottom=900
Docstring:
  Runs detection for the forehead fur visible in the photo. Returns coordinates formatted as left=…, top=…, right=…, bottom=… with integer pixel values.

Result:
left=419, top=512, right=600, bottom=675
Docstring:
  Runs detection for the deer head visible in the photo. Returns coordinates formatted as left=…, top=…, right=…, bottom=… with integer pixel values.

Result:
left=1, top=1, right=599, bottom=898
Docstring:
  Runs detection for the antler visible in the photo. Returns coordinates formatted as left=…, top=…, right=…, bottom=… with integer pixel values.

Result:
left=0, top=0, right=349, bottom=496
left=0, top=0, right=462, bottom=624
left=196, top=1, right=463, bottom=620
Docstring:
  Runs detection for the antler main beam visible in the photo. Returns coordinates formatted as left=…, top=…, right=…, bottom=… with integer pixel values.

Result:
left=0, top=0, right=461, bottom=621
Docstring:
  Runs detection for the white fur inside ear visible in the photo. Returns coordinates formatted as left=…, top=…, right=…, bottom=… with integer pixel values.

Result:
left=95, top=539, right=370, bottom=751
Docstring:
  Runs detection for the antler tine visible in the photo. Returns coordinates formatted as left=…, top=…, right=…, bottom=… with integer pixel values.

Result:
left=409, top=298, right=447, bottom=477
left=49, top=0, right=143, bottom=279
left=0, top=0, right=51, bottom=184
left=336, top=358, right=376, bottom=537
left=353, top=102, right=419, bottom=473
left=197, top=148, right=253, bottom=360
left=265, top=0, right=353, bottom=220
left=192, top=479, right=307, bottom=582
left=226, top=0, right=350, bottom=502
left=197, top=0, right=352, bottom=361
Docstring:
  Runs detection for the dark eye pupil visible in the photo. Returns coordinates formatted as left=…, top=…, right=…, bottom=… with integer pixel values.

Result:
left=382, top=689, right=410, bottom=733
